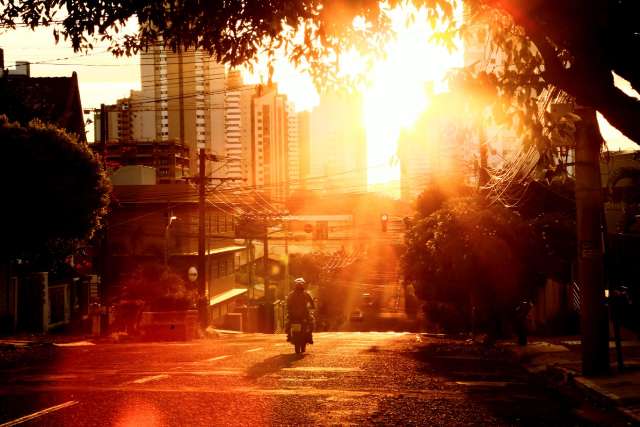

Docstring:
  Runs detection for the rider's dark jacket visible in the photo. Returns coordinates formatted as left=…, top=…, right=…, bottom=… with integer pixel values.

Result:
left=286, top=289, right=315, bottom=320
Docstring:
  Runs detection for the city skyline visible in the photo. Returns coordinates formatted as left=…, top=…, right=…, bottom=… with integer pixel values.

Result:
left=1, top=19, right=639, bottom=198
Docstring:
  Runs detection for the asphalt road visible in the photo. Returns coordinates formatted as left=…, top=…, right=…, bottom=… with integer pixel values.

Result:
left=0, top=333, right=629, bottom=426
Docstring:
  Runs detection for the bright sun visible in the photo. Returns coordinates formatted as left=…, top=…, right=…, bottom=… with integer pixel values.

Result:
left=244, top=2, right=463, bottom=197
left=363, top=4, right=463, bottom=193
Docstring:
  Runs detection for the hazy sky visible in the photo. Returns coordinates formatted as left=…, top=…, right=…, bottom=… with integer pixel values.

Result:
left=0, top=25, right=638, bottom=151
left=0, top=26, right=140, bottom=109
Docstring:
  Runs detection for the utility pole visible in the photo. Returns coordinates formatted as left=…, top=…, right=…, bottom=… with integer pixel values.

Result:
left=198, top=147, right=207, bottom=327
left=191, top=150, right=233, bottom=328
left=263, top=216, right=270, bottom=298
left=284, top=217, right=289, bottom=297
left=575, top=106, right=610, bottom=376
left=246, top=239, right=254, bottom=299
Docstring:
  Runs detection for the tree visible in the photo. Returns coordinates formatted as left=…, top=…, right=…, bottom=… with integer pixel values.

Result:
left=1, top=1, right=637, bottom=146
left=0, top=116, right=110, bottom=269
left=403, top=195, right=545, bottom=333
left=289, top=252, right=326, bottom=285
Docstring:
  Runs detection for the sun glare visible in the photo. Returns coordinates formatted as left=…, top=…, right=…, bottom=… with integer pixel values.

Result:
left=363, top=4, right=462, bottom=192
left=244, top=2, right=463, bottom=197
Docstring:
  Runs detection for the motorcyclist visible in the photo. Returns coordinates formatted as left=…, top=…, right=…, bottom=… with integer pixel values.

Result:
left=286, top=277, right=315, bottom=344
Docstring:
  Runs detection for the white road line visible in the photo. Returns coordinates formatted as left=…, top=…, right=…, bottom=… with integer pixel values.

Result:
left=205, top=355, right=231, bottom=362
left=274, top=343, right=288, bottom=347
left=245, top=347, right=263, bottom=353
left=132, top=374, right=169, bottom=384
left=282, top=367, right=361, bottom=372
left=0, top=400, right=79, bottom=427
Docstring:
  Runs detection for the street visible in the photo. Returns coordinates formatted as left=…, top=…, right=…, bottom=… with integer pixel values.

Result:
left=0, top=333, right=628, bottom=426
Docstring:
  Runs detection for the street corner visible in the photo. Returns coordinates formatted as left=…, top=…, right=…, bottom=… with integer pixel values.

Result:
left=500, top=340, right=571, bottom=364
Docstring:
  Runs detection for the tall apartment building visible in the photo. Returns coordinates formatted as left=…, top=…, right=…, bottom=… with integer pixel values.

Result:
left=222, top=72, right=302, bottom=199
left=252, top=85, right=290, bottom=201
left=309, top=92, right=367, bottom=194
left=98, top=46, right=301, bottom=197
left=224, top=71, right=256, bottom=182
left=140, top=44, right=226, bottom=174
left=287, top=101, right=301, bottom=189
left=297, top=111, right=311, bottom=189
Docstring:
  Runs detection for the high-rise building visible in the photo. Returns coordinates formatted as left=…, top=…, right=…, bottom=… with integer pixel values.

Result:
left=223, top=73, right=299, bottom=199
left=223, top=71, right=256, bottom=182
left=140, top=44, right=226, bottom=174
left=287, top=101, right=300, bottom=189
left=100, top=47, right=299, bottom=197
left=297, top=111, right=311, bottom=189
left=252, top=85, right=290, bottom=200
left=308, top=92, right=367, bottom=194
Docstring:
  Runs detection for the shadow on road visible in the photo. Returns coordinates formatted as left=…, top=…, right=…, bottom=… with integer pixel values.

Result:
left=402, top=339, right=620, bottom=426
left=245, top=353, right=303, bottom=380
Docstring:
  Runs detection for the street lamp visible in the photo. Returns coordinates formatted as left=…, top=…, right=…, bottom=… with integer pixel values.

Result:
left=164, top=215, right=177, bottom=266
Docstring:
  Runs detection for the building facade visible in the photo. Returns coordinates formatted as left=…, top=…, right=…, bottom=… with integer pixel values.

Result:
left=308, top=92, right=367, bottom=194
left=96, top=46, right=301, bottom=198
left=251, top=85, right=290, bottom=200
left=91, top=140, right=190, bottom=183
left=140, top=44, right=227, bottom=174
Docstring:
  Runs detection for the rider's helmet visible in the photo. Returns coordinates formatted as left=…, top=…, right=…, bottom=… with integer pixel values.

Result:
left=294, top=277, right=306, bottom=290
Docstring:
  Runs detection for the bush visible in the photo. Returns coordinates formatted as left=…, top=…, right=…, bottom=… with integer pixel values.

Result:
left=116, top=263, right=196, bottom=311
left=403, top=196, right=546, bottom=334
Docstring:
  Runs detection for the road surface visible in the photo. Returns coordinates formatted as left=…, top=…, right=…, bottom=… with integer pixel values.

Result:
left=0, top=332, right=627, bottom=425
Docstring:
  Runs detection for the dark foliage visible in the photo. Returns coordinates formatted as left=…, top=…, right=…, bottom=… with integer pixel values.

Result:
left=115, top=263, right=196, bottom=311
left=1, top=1, right=637, bottom=145
left=403, top=195, right=546, bottom=329
left=0, top=115, right=110, bottom=268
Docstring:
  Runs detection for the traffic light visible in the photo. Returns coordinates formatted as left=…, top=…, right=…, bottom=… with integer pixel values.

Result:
left=380, top=213, right=388, bottom=232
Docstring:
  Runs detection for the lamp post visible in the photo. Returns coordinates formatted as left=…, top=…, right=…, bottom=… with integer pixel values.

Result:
left=164, top=215, right=177, bottom=266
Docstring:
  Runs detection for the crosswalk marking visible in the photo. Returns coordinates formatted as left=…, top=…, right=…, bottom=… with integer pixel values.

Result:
left=0, top=400, right=79, bottom=427
left=205, top=355, right=231, bottom=362
left=132, top=374, right=169, bottom=384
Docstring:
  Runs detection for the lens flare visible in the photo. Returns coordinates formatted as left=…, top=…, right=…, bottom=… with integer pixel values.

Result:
left=363, top=4, right=463, bottom=194
left=244, top=3, right=463, bottom=196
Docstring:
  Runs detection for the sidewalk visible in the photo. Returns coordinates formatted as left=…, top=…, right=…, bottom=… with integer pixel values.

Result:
left=502, top=337, right=640, bottom=423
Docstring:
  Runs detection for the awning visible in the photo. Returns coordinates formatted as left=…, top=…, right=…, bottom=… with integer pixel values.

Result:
left=209, top=288, right=247, bottom=306
left=283, top=214, right=352, bottom=221
left=176, top=245, right=246, bottom=257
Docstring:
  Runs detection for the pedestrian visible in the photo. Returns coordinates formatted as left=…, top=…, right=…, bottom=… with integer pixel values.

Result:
left=514, top=300, right=533, bottom=346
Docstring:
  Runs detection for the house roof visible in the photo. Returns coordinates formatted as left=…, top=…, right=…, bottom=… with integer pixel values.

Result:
left=0, top=72, right=85, bottom=140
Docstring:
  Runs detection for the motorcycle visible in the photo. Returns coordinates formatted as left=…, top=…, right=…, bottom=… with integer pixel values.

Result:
left=289, top=318, right=312, bottom=354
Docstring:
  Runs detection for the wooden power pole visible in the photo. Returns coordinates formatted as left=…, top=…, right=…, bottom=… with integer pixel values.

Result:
left=198, top=147, right=207, bottom=327
left=575, top=106, right=610, bottom=376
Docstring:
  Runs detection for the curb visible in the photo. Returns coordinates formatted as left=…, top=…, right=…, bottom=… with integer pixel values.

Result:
left=570, top=370, right=640, bottom=423
left=516, top=353, right=640, bottom=424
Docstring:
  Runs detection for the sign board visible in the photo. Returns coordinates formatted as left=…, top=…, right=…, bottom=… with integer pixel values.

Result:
left=188, top=266, right=198, bottom=282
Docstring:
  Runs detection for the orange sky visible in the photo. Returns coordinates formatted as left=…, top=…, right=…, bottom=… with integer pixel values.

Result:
left=0, top=22, right=638, bottom=154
